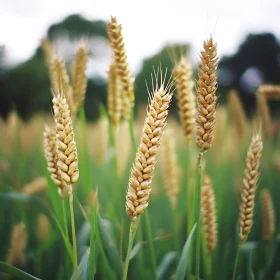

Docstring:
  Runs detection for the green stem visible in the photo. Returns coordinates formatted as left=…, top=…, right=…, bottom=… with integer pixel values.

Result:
left=144, top=210, right=158, bottom=280
left=69, top=191, right=79, bottom=280
left=123, top=219, right=139, bottom=280
left=62, top=199, right=69, bottom=237
left=232, top=246, right=240, bottom=280
left=195, top=152, right=203, bottom=280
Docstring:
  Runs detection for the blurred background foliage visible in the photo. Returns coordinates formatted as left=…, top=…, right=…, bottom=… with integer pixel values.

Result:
left=0, top=14, right=280, bottom=121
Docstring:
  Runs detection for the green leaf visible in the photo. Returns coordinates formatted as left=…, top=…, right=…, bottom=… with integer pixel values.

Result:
left=157, top=252, right=177, bottom=280
left=0, top=261, right=41, bottom=280
left=129, top=242, right=142, bottom=261
left=176, top=223, right=197, bottom=280
left=98, top=214, right=122, bottom=279
left=71, top=248, right=90, bottom=280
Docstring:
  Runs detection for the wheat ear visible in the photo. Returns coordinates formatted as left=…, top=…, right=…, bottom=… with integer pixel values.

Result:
left=257, top=88, right=272, bottom=137
left=52, top=92, right=79, bottom=195
left=52, top=57, right=75, bottom=117
left=201, top=175, right=218, bottom=253
left=239, top=133, right=263, bottom=244
left=37, top=214, right=50, bottom=242
left=22, top=176, right=48, bottom=195
left=161, top=128, right=180, bottom=208
left=108, top=62, right=121, bottom=126
left=126, top=71, right=173, bottom=220
left=173, top=56, right=196, bottom=143
left=260, top=189, right=275, bottom=241
left=258, top=84, right=280, bottom=100
left=71, top=40, right=88, bottom=114
left=108, top=16, right=134, bottom=119
left=6, top=222, right=27, bottom=266
left=228, top=90, right=248, bottom=141
left=196, top=35, right=218, bottom=151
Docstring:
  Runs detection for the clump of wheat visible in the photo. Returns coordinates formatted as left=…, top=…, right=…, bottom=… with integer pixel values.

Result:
left=260, top=189, right=275, bottom=241
left=6, top=222, right=27, bottom=266
left=239, top=133, right=263, bottom=244
left=173, top=56, right=196, bottom=143
left=201, top=175, right=218, bottom=253
left=258, top=84, right=280, bottom=100
left=108, top=62, right=121, bottom=127
left=72, top=40, right=88, bottom=114
left=22, top=176, right=48, bottom=195
left=107, top=16, right=134, bottom=119
left=126, top=71, right=173, bottom=220
left=52, top=92, right=79, bottom=195
left=37, top=214, right=50, bottom=242
left=196, top=35, right=218, bottom=151
left=161, top=128, right=180, bottom=208
left=228, top=90, right=248, bottom=141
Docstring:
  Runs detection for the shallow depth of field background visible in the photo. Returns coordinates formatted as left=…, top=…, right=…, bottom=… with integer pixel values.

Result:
left=1, top=0, right=280, bottom=279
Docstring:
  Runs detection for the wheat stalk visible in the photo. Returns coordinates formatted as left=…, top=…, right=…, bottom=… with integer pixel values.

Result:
left=161, top=128, right=180, bottom=208
left=72, top=40, right=88, bottom=114
left=201, top=175, right=218, bottom=253
left=6, top=222, right=27, bottom=266
left=173, top=56, right=196, bottom=143
left=108, top=62, right=122, bottom=126
left=228, top=90, right=248, bottom=141
left=126, top=70, right=173, bottom=220
left=107, top=16, right=134, bottom=119
left=52, top=92, right=79, bottom=196
left=239, top=133, right=263, bottom=244
left=196, top=35, right=218, bottom=151
left=260, top=189, right=275, bottom=241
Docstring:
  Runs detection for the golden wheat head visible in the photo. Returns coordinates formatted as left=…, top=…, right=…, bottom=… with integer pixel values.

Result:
left=126, top=69, right=173, bottom=220
left=239, top=133, right=263, bottom=244
left=196, top=35, right=218, bottom=151
left=52, top=91, right=79, bottom=194
left=107, top=16, right=134, bottom=119
left=201, top=175, right=218, bottom=253
left=260, top=188, right=275, bottom=241
left=72, top=40, right=88, bottom=114
left=173, top=56, right=196, bottom=143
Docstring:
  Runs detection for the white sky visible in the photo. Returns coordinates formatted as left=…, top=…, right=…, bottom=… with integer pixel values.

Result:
left=0, top=0, right=280, bottom=73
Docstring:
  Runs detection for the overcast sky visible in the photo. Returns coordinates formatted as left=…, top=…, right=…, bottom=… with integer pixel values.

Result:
left=1, top=0, right=280, bottom=73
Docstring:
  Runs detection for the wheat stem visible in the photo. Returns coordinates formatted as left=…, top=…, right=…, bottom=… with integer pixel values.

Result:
left=69, top=190, right=79, bottom=280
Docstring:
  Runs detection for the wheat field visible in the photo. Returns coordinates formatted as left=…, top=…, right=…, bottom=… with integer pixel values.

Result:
left=0, top=16, right=280, bottom=280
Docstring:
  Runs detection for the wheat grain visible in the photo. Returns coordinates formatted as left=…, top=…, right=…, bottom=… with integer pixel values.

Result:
left=173, top=56, right=196, bottom=143
left=126, top=70, right=173, bottom=220
left=260, top=189, right=275, bottom=241
left=72, top=40, right=88, bottom=114
left=196, top=35, right=218, bottom=151
left=201, top=175, right=218, bottom=253
left=107, top=16, right=134, bottom=119
left=239, top=133, right=263, bottom=244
